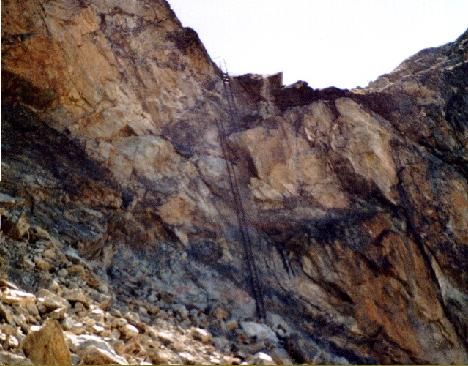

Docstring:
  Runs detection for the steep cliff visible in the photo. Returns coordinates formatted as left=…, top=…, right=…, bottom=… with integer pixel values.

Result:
left=1, top=0, right=467, bottom=364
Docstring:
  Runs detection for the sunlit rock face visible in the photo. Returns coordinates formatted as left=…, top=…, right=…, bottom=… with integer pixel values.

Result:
left=1, top=0, right=467, bottom=363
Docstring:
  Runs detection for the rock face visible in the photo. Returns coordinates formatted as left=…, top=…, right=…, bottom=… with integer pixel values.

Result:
left=1, top=0, right=467, bottom=364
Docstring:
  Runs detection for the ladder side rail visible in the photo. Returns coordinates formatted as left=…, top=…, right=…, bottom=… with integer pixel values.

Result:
left=222, top=75, right=266, bottom=319
left=217, top=89, right=264, bottom=318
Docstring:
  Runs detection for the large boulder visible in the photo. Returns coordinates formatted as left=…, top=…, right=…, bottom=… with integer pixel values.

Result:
left=22, top=319, right=72, bottom=366
left=65, top=333, right=128, bottom=365
left=240, top=321, right=278, bottom=345
left=80, top=345, right=128, bottom=365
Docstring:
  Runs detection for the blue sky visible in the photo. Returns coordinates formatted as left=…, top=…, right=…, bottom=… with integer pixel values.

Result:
left=167, top=0, right=468, bottom=88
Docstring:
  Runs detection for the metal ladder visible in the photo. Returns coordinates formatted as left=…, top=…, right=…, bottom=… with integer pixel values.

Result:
left=216, top=72, right=266, bottom=320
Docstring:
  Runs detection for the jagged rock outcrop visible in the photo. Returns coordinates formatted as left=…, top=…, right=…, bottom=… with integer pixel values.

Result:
left=1, top=0, right=467, bottom=364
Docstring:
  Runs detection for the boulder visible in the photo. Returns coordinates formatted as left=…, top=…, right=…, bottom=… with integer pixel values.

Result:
left=178, top=352, right=196, bottom=364
left=240, top=321, right=278, bottom=344
left=192, top=328, right=212, bottom=343
left=62, top=289, right=90, bottom=307
left=65, top=332, right=127, bottom=364
left=172, top=303, right=188, bottom=319
left=33, top=257, right=51, bottom=271
left=0, top=350, right=32, bottom=365
left=250, top=352, right=276, bottom=365
left=154, top=330, right=175, bottom=346
left=266, top=313, right=291, bottom=337
left=0, top=279, right=19, bottom=290
left=1, top=213, right=29, bottom=240
left=120, top=323, right=139, bottom=338
left=0, top=289, right=36, bottom=306
left=0, top=303, right=14, bottom=325
left=22, top=318, right=72, bottom=365
left=225, top=319, right=239, bottom=331
left=80, top=345, right=128, bottom=365
left=149, top=350, right=171, bottom=364
left=36, top=288, right=69, bottom=311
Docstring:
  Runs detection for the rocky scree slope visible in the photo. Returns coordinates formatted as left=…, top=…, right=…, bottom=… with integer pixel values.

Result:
left=1, top=0, right=468, bottom=364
